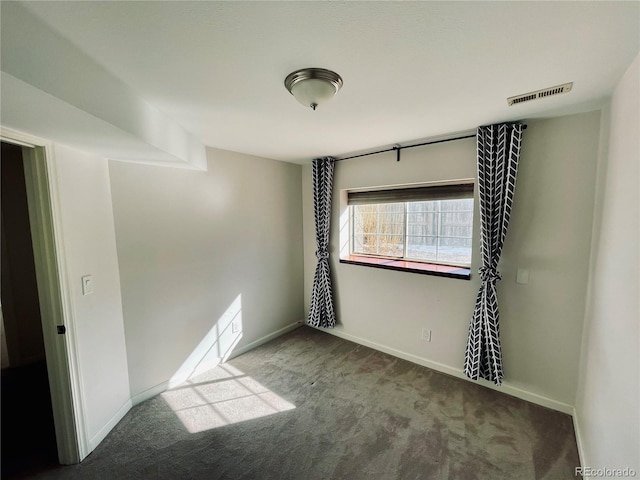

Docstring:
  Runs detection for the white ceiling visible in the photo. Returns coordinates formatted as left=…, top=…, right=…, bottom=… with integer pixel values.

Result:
left=6, top=1, right=640, bottom=164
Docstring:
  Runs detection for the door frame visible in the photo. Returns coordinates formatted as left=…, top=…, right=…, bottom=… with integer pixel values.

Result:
left=1, top=127, right=88, bottom=464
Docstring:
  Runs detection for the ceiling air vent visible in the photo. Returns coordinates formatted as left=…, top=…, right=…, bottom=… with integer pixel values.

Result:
left=508, top=82, right=573, bottom=106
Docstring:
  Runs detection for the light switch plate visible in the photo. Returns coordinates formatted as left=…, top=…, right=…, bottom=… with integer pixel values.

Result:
left=81, top=275, right=94, bottom=295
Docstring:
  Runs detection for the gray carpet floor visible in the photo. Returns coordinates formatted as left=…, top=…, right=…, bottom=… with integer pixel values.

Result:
left=17, top=326, right=581, bottom=479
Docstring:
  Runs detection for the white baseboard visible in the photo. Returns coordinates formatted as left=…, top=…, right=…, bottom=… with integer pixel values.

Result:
left=134, top=320, right=572, bottom=413
left=316, top=326, right=574, bottom=415
left=89, top=399, right=132, bottom=450
left=572, top=407, right=586, bottom=468
left=131, top=380, right=170, bottom=406
left=228, top=321, right=302, bottom=359
left=131, top=321, right=302, bottom=406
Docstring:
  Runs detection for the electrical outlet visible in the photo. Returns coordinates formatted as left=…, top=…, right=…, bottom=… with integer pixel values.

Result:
left=516, top=268, right=530, bottom=285
left=421, top=328, right=432, bottom=342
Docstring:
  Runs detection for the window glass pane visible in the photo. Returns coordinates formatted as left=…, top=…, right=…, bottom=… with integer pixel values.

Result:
left=351, top=193, right=473, bottom=267
left=408, top=201, right=437, bottom=213
left=406, top=199, right=472, bottom=265
left=406, top=235, right=437, bottom=261
left=352, top=203, right=404, bottom=257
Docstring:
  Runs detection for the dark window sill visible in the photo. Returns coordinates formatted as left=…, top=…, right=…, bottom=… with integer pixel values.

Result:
left=339, top=255, right=471, bottom=280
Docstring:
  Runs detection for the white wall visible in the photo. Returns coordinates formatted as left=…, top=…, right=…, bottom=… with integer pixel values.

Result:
left=108, top=148, right=304, bottom=399
left=51, top=144, right=131, bottom=450
left=1, top=3, right=207, bottom=169
left=575, top=53, right=639, bottom=471
left=303, top=111, right=601, bottom=411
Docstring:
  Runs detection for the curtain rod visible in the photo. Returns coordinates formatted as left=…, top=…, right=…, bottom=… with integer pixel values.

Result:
left=335, top=124, right=527, bottom=162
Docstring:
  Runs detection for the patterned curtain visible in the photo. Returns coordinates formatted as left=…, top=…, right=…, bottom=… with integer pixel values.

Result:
left=308, top=157, right=337, bottom=328
left=464, top=123, right=524, bottom=385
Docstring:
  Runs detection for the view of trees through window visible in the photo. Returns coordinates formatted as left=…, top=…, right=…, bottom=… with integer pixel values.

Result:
left=352, top=199, right=474, bottom=266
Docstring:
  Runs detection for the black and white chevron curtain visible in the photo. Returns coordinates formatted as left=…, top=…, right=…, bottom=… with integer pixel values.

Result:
left=308, top=157, right=337, bottom=328
left=464, top=123, right=524, bottom=386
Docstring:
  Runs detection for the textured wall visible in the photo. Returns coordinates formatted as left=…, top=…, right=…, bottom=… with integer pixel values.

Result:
left=303, top=111, right=601, bottom=409
left=52, top=144, right=131, bottom=449
left=575, top=53, right=639, bottom=471
left=109, top=148, right=304, bottom=398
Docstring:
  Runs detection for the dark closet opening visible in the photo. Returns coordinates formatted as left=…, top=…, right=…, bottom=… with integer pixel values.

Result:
left=1, top=141, right=58, bottom=477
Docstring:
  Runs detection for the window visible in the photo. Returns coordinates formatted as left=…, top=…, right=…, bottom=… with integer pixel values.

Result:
left=342, top=182, right=474, bottom=279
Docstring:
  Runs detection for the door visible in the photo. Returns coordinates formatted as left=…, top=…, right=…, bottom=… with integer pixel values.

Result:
left=1, top=141, right=62, bottom=473
left=2, top=127, right=135, bottom=466
left=0, top=134, right=80, bottom=465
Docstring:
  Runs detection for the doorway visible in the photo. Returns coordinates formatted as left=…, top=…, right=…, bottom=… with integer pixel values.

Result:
left=1, top=141, right=59, bottom=476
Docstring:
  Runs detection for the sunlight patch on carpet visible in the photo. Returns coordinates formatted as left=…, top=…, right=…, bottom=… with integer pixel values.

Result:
left=161, top=364, right=295, bottom=433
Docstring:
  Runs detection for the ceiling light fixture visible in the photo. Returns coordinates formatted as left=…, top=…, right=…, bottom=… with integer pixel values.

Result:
left=284, top=68, right=343, bottom=110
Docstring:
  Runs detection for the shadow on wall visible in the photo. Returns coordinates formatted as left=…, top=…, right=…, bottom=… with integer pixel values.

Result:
left=159, top=294, right=295, bottom=433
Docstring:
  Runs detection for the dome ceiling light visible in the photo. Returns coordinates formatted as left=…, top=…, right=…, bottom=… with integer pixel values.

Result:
left=284, top=68, right=343, bottom=110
